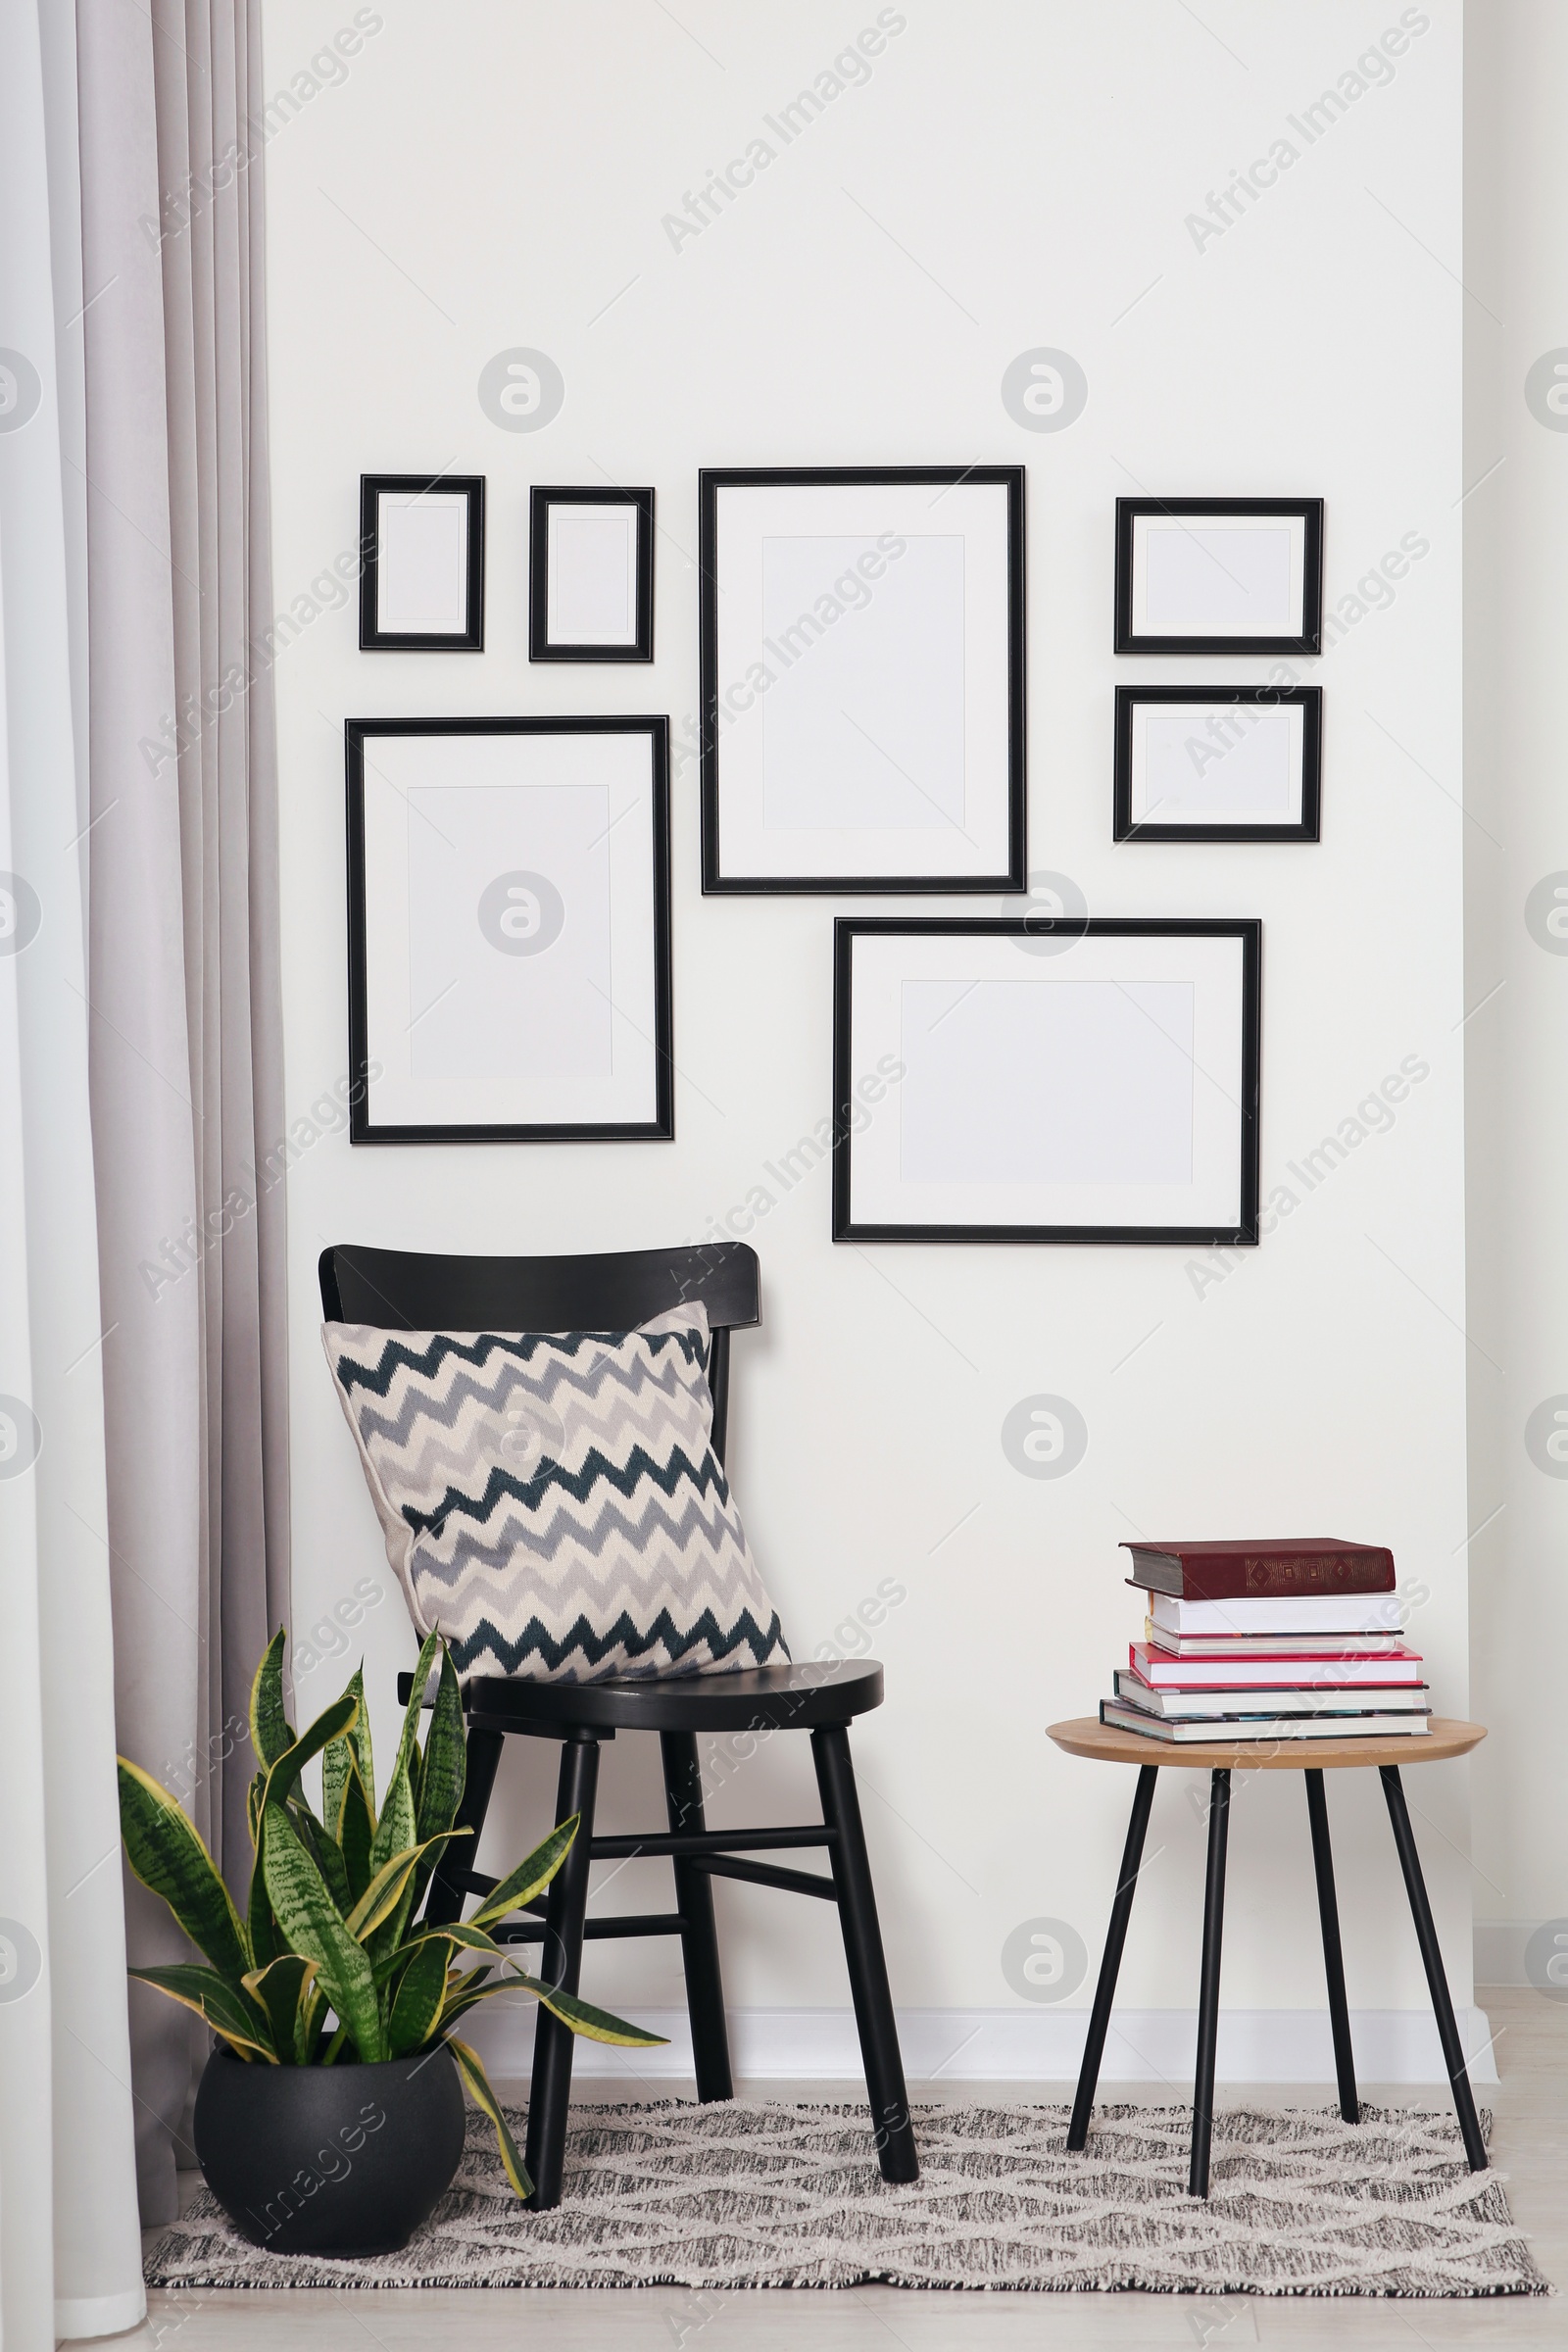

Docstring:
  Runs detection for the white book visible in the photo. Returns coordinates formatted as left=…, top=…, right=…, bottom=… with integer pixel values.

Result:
left=1113, top=1672, right=1432, bottom=1721
left=1101, top=1701, right=1431, bottom=1744
left=1142, top=1587, right=1409, bottom=1640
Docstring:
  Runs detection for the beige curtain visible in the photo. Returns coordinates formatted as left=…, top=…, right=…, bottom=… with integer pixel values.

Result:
left=75, top=0, right=290, bottom=2222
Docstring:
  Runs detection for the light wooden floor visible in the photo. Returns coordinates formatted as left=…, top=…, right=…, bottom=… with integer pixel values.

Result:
left=118, top=1988, right=1565, bottom=2352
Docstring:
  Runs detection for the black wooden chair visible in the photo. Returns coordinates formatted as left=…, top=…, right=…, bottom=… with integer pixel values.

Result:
left=318, top=1239, right=918, bottom=2210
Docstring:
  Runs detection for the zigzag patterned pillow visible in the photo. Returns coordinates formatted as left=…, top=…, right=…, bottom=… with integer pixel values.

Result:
left=322, top=1305, right=789, bottom=1684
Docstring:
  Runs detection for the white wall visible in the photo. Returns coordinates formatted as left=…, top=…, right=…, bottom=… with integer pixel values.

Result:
left=260, top=0, right=1477, bottom=2072
left=1464, top=4, right=1568, bottom=1990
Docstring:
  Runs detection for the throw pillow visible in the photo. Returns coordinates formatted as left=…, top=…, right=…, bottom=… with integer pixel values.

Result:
left=322, top=1304, right=790, bottom=1683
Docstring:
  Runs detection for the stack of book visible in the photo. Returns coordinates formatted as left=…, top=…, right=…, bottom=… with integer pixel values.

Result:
left=1100, top=1538, right=1431, bottom=1743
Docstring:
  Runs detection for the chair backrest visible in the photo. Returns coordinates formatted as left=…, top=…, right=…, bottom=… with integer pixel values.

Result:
left=318, top=1241, right=760, bottom=1460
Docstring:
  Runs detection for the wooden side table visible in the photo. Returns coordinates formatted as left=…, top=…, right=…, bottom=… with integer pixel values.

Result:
left=1047, top=1716, right=1488, bottom=2198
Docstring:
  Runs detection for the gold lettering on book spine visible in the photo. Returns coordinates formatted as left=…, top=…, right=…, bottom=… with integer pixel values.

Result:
left=1242, top=1555, right=1362, bottom=1592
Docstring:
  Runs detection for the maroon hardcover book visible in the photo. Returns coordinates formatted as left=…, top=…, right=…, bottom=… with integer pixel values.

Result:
left=1120, top=1538, right=1396, bottom=1602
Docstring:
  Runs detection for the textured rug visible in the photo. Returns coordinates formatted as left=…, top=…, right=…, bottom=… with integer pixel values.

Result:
left=144, top=2098, right=1549, bottom=2296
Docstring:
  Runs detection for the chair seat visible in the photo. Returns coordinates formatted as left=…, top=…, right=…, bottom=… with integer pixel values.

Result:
left=459, top=1658, right=884, bottom=1736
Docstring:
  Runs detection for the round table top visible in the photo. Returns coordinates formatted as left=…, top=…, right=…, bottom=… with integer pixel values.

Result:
left=1047, top=1716, right=1486, bottom=1771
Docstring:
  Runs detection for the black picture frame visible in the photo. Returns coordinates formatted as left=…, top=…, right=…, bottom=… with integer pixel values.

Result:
left=831, top=916, right=1261, bottom=1247
left=699, top=465, right=1027, bottom=895
left=358, top=474, right=485, bottom=652
left=1113, top=685, right=1323, bottom=843
left=1113, top=497, right=1323, bottom=656
left=528, top=486, right=655, bottom=662
left=346, top=715, right=673, bottom=1144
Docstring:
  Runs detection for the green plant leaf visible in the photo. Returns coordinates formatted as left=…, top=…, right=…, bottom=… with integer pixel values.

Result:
left=249, top=1630, right=295, bottom=1772
left=374, top=1919, right=513, bottom=1984
left=322, top=1665, right=371, bottom=1836
left=261, top=1692, right=359, bottom=1815
left=393, top=1631, right=443, bottom=1789
left=345, top=1664, right=374, bottom=1817
left=247, top=1807, right=279, bottom=1975
left=345, top=1830, right=467, bottom=1943
left=364, top=1755, right=417, bottom=1966
left=336, top=1756, right=374, bottom=1900
left=118, top=1759, right=251, bottom=1984
left=448, top=2036, right=531, bottom=2201
left=262, top=1800, right=386, bottom=2063
left=240, top=1954, right=318, bottom=2064
left=467, top=1818, right=578, bottom=1931
left=411, top=1644, right=466, bottom=1914
left=487, top=1964, right=667, bottom=2047
left=129, top=1963, right=274, bottom=2061
left=387, top=1934, right=450, bottom=2056
left=291, top=1801, right=353, bottom=1915
left=367, top=1757, right=416, bottom=1882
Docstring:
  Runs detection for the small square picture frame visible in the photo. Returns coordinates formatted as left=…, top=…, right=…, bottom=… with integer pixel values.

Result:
left=1114, top=497, right=1323, bottom=656
left=359, top=474, right=485, bottom=652
left=699, top=465, right=1026, bottom=895
left=529, top=486, right=655, bottom=662
left=346, top=715, right=672, bottom=1144
left=832, top=916, right=1261, bottom=1247
left=1114, top=685, right=1322, bottom=843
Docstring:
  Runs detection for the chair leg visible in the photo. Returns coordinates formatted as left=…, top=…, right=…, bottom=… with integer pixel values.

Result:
left=660, top=1730, right=734, bottom=2102
left=1379, top=1764, right=1488, bottom=2173
left=423, top=1723, right=503, bottom=1929
left=523, top=1732, right=601, bottom=2211
left=1190, top=1768, right=1231, bottom=2198
left=1068, top=1762, right=1158, bottom=2151
left=810, top=1725, right=919, bottom=2184
left=1303, top=1769, right=1359, bottom=2124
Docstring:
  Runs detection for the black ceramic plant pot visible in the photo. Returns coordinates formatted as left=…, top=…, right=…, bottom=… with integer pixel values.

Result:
left=193, top=2042, right=466, bottom=2256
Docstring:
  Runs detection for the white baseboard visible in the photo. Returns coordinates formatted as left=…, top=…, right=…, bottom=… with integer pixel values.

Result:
left=1475, top=1920, right=1543, bottom=1986
left=467, top=2002, right=1498, bottom=2088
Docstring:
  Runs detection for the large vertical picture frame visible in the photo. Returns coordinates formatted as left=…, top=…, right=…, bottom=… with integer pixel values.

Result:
left=346, top=716, right=673, bottom=1143
left=699, top=466, right=1026, bottom=893
left=832, top=917, right=1261, bottom=1245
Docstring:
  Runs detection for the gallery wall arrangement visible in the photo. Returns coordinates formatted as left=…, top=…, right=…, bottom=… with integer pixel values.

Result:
left=343, top=473, right=1312, bottom=1231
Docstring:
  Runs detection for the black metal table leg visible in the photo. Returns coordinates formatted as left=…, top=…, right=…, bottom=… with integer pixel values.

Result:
left=1379, top=1765, right=1488, bottom=2172
left=1068, top=1762, right=1158, bottom=2151
left=523, top=1731, right=601, bottom=2210
left=661, top=1730, right=734, bottom=2102
left=1304, top=1769, right=1359, bottom=2123
left=1189, top=1768, right=1230, bottom=2198
left=811, top=1725, right=919, bottom=2183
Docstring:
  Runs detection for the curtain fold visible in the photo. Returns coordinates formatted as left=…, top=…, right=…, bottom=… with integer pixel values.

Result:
left=0, top=3, right=146, bottom=2343
left=75, top=0, right=290, bottom=2222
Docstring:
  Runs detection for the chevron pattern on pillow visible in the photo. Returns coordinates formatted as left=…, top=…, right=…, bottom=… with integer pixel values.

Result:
left=322, top=1305, right=789, bottom=1683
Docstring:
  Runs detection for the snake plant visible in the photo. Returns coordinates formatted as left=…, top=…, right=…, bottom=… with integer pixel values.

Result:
left=118, top=1628, right=662, bottom=2198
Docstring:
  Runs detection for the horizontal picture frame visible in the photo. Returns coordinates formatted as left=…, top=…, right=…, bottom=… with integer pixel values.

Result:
left=832, top=917, right=1261, bottom=1246
left=699, top=466, right=1026, bottom=894
left=346, top=716, right=672, bottom=1143
left=1113, top=686, right=1322, bottom=842
left=359, top=474, right=485, bottom=652
left=529, top=485, right=655, bottom=662
left=1114, top=497, right=1323, bottom=656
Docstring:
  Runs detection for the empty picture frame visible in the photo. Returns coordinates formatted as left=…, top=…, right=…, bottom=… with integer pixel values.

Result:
left=346, top=716, right=672, bottom=1142
left=699, top=466, right=1026, bottom=893
left=1114, top=498, right=1323, bottom=655
left=359, top=475, right=485, bottom=651
left=529, top=486, right=655, bottom=662
left=832, top=917, right=1261, bottom=1245
left=1114, top=686, right=1322, bottom=842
